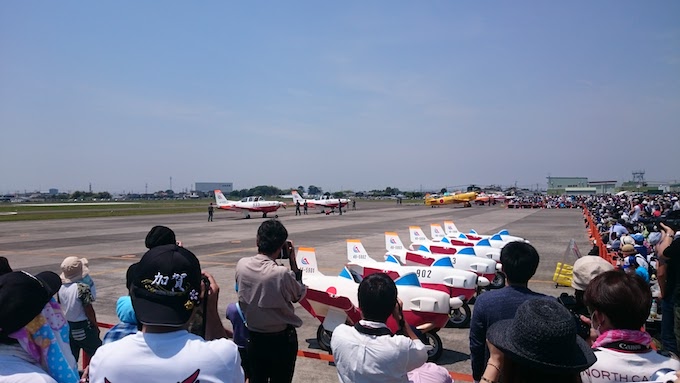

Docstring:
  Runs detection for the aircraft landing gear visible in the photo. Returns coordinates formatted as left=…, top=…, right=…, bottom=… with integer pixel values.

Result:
left=447, top=303, right=472, bottom=328
left=245, top=214, right=251, bottom=219
left=316, top=325, right=333, bottom=352
left=490, top=272, right=506, bottom=289
left=262, top=213, right=267, bottom=218
left=274, top=214, right=279, bottom=218
left=422, top=331, right=443, bottom=362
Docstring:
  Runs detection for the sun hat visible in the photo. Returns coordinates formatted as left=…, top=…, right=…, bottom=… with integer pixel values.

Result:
left=572, top=256, right=615, bottom=291
left=648, top=232, right=663, bottom=246
left=130, top=244, right=202, bottom=327
left=620, top=235, right=635, bottom=246
left=145, top=225, right=177, bottom=249
left=0, top=271, right=62, bottom=336
left=60, top=256, right=90, bottom=283
left=631, top=233, right=644, bottom=244
left=621, top=244, right=637, bottom=255
left=487, top=299, right=596, bottom=373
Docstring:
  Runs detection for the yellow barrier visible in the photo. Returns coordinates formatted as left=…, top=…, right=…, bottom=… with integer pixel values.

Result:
left=553, top=262, right=573, bottom=287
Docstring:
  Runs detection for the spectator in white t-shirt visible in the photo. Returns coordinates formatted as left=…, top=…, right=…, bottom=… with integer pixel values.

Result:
left=88, top=243, right=244, bottom=383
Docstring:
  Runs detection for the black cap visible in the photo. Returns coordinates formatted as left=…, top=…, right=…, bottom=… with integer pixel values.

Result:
left=130, top=244, right=201, bottom=327
left=145, top=226, right=176, bottom=249
left=0, top=271, right=62, bottom=336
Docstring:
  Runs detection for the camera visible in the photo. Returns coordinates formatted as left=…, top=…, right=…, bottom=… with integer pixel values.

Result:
left=281, top=241, right=292, bottom=259
left=639, top=210, right=680, bottom=233
left=201, top=275, right=210, bottom=296
left=557, top=293, right=590, bottom=340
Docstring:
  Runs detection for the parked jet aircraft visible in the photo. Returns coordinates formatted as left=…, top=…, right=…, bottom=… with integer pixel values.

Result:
left=290, top=191, right=350, bottom=212
left=424, top=192, right=477, bottom=207
left=214, top=189, right=286, bottom=219
left=296, top=247, right=455, bottom=360
left=346, top=239, right=487, bottom=328
left=384, top=232, right=503, bottom=289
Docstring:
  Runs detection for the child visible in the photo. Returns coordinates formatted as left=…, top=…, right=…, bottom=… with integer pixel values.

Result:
left=226, top=302, right=250, bottom=380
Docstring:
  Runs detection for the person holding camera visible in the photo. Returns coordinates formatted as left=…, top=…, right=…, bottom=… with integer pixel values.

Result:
left=657, top=222, right=680, bottom=353
left=331, top=273, right=451, bottom=383
left=235, top=219, right=306, bottom=383
left=88, top=244, right=244, bottom=383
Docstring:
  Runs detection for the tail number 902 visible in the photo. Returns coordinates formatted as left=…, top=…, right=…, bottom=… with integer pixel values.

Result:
left=415, top=269, right=431, bottom=278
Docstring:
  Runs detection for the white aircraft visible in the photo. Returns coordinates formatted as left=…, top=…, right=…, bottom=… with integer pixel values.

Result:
left=214, top=189, right=286, bottom=219
left=443, top=220, right=527, bottom=247
left=408, top=226, right=501, bottom=262
left=290, top=191, right=350, bottom=212
left=296, top=247, right=456, bottom=361
left=429, top=224, right=502, bottom=261
left=386, top=231, right=505, bottom=289
left=346, top=239, right=486, bottom=328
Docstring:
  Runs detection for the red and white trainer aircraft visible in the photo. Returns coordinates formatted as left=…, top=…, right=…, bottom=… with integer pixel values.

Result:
left=296, top=247, right=456, bottom=360
left=214, top=189, right=286, bottom=219
left=346, top=239, right=487, bottom=328
left=290, top=191, right=350, bottom=212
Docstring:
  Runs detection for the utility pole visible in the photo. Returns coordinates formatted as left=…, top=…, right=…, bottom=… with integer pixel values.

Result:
left=169, top=176, right=173, bottom=192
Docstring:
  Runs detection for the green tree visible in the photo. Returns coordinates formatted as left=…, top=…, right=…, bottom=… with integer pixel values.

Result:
left=297, top=185, right=305, bottom=194
left=308, top=185, right=322, bottom=195
left=440, top=188, right=448, bottom=194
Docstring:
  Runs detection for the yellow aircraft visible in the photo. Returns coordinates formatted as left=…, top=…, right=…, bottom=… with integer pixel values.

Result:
left=425, top=192, right=478, bottom=207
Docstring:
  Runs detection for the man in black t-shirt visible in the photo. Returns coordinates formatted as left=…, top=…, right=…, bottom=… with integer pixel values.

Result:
left=658, top=223, right=680, bottom=352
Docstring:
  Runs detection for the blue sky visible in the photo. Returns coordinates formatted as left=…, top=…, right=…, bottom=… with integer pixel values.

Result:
left=1, top=1, right=678, bottom=194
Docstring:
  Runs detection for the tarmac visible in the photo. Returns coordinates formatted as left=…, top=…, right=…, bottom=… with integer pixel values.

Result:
left=0, top=202, right=588, bottom=382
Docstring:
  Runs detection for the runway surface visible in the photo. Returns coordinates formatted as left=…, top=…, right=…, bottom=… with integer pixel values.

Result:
left=0, top=202, right=588, bottom=381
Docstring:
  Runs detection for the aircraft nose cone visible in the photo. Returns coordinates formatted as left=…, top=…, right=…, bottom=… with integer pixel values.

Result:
left=449, top=297, right=463, bottom=310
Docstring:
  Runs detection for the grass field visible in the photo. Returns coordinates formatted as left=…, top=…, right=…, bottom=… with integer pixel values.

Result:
left=0, top=200, right=211, bottom=221
left=0, top=198, right=426, bottom=221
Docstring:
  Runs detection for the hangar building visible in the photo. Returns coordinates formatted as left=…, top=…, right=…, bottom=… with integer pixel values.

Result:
left=195, top=182, right=233, bottom=195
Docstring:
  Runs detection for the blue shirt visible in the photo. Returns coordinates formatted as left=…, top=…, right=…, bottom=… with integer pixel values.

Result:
left=226, top=303, right=249, bottom=349
left=469, top=285, right=550, bottom=380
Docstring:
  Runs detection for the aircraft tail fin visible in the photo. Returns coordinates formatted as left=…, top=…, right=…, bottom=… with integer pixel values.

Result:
left=297, top=247, right=321, bottom=276
left=409, top=226, right=428, bottom=243
left=444, top=220, right=459, bottom=235
left=430, top=224, right=446, bottom=240
left=291, top=190, right=305, bottom=204
left=385, top=232, right=406, bottom=252
left=347, top=240, right=373, bottom=262
left=214, top=189, right=230, bottom=207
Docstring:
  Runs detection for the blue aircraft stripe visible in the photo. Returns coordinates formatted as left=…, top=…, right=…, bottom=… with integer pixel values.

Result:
left=395, top=273, right=421, bottom=287
left=477, top=239, right=491, bottom=247
left=339, top=267, right=353, bottom=280
left=458, top=247, right=476, bottom=256
left=433, top=257, right=453, bottom=267
left=385, top=254, right=399, bottom=263
left=418, top=245, right=431, bottom=253
left=499, top=230, right=509, bottom=235
left=491, top=234, right=503, bottom=241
